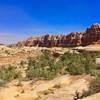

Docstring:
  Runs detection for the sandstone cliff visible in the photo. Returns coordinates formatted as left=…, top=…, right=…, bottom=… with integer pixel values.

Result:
left=17, top=24, right=100, bottom=47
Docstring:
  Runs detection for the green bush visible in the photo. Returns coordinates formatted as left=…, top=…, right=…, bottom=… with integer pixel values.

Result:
left=0, top=65, right=21, bottom=86
left=81, top=77, right=100, bottom=98
left=89, top=78, right=100, bottom=94
left=61, top=51, right=98, bottom=75
left=26, top=52, right=64, bottom=80
left=26, top=50, right=100, bottom=80
left=67, top=64, right=85, bottom=75
left=20, top=60, right=26, bottom=67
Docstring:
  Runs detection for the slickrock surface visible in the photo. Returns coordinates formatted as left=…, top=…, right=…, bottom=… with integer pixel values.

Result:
left=0, top=46, right=73, bottom=65
left=17, top=24, right=100, bottom=47
left=0, top=46, right=41, bottom=65
left=0, top=75, right=92, bottom=100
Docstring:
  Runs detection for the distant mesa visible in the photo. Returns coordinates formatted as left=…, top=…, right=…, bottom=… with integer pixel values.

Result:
left=17, top=24, right=100, bottom=47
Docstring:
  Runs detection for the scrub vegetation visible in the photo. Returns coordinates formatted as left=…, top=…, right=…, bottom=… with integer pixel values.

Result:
left=26, top=50, right=100, bottom=80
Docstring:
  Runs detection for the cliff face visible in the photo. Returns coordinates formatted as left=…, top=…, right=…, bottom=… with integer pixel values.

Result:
left=17, top=24, right=100, bottom=47
left=81, top=24, right=100, bottom=46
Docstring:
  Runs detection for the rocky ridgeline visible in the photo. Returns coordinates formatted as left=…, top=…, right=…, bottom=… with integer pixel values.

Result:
left=17, top=24, right=100, bottom=47
left=81, top=24, right=100, bottom=46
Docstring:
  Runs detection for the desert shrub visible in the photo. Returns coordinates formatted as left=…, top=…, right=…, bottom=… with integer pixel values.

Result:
left=26, top=50, right=100, bottom=80
left=81, top=77, right=100, bottom=98
left=60, top=51, right=98, bottom=75
left=89, top=78, right=100, bottom=94
left=67, top=63, right=85, bottom=75
left=0, top=65, right=21, bottom=86
left=20, top=60, right=26, bottom=67
left=26, top=51, right=64, bottom=80
left=90, top=69, right=100, bottom=78
left=5, top=50, right=10, bottom=54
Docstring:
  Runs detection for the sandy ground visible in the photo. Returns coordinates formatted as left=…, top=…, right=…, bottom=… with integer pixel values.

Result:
left=0, top=75, right=92, bottom=100
left=0, top=45, right=99, bottom=100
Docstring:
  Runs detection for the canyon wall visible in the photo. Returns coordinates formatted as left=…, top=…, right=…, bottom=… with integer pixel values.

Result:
left=17, top=24, right=100, bottom=47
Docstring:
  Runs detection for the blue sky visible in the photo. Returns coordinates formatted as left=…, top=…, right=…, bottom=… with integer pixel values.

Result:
left=0, top=0, right=100, bottom=44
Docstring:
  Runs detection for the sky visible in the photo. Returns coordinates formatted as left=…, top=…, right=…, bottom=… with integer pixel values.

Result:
left=0, top=0, right=100, bottom=44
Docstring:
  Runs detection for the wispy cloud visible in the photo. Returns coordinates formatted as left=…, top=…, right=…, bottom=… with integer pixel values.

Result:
left=0, top=33, right=30, bottom=44
left=0, top=23, right=87, bottom=44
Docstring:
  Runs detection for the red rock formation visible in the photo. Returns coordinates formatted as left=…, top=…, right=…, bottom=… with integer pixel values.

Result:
left=82, top=24, right=100, bottom=46
left=16, top=24, right=100, bottom=47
